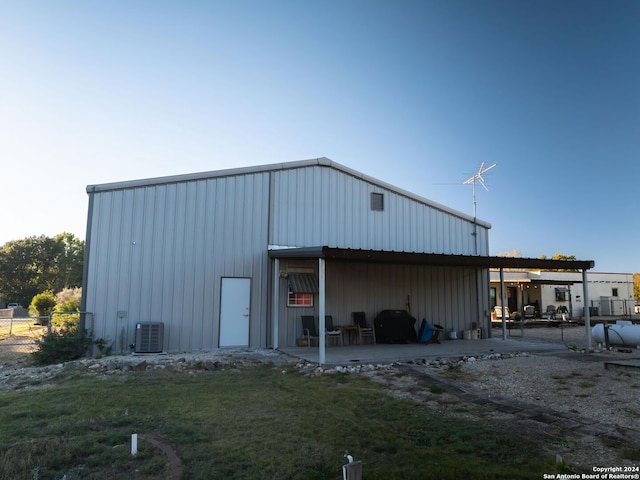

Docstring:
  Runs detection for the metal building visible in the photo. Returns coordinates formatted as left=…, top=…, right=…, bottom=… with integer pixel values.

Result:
left=81, top=158, right=561, bottom=356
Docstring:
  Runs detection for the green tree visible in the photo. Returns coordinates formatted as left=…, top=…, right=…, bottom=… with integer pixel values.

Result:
left=634, top=274, right=640, bottom=301
left=538, top=253, right=577, bottom=262
left=551, top=253, right=577, bottom=261
left=535, top=253, right=578, bottom=271
left=0, top=235, right=58, bottom=306
left=550, top=253, right=578, bottom=272
left=52, top=233, right=84, bottom=292
left=0, top=233, right=84, bottom=306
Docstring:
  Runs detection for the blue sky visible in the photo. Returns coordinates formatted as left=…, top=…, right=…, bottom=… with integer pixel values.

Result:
left=1, top=1, right=638, bottom=272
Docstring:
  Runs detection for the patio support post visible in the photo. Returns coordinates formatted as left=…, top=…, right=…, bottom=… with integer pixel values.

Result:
left=485, top=268, right=493, bottom=338
left=500, top=267, right=507, bottom=340
left=582, top=268, right=591, bottom=349
left=319, top=257, right=326, bottom=365
left=476, top=269, right=484, bottom=338
left=272, top=258, right=279, bottom=349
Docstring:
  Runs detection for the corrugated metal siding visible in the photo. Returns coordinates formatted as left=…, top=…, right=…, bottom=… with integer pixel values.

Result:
left=85, top=173, right=271, bottom=353
left=277, top=260, right=489, bottom=347
left=271, top=166, right=489, bottom=255
left=86, top=161, right=491, bottom=353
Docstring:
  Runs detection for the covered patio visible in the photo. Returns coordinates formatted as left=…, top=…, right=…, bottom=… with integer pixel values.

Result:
left=270, top=247, right=595, bottom=364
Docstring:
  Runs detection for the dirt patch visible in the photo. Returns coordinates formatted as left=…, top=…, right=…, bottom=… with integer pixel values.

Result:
left=141, top=435, right=182, bottom=480
left=364, top=352, right=640, bottom=472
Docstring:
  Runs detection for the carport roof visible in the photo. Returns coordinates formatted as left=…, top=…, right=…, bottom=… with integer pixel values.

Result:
left=268, top=246, right=595, bottom=270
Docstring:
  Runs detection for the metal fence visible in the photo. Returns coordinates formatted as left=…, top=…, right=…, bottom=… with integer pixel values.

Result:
left=491, top=322, right=591, bottom=347
left=0, top=316, right=46, bottom=364
left=492, top=312, right=640, bottom=347
left=586, top=298, right=635, bottom=318
left=0, top=312, right=94, bottom=365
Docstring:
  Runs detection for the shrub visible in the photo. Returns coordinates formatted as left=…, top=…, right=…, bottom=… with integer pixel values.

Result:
left=31, top=325, right=91, bottom=365
left=54, top=287, right=81, bottom=312
left=94, top=337, right=113, bottom=358
left=29, top=291, right=56, bottom=317
left=51, top=312, right=80, bottom=329
left=50, top=288, right=82, bottom=328
left=52, top=301, right=79, bottom=330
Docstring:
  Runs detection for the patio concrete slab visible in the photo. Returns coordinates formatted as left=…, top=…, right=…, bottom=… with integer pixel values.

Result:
left=278, top=336, right=569, bottom=365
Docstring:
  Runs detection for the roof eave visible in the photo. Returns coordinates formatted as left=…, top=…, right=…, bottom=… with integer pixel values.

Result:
left=268, top=246, right=595, bottom=270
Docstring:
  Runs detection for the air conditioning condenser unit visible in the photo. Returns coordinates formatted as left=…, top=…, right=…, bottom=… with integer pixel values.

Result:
left=134, top=322, right=164, bottom=353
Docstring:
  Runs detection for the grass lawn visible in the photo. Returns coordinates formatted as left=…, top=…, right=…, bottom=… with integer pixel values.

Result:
left=0, top=363, right=564, bottom=479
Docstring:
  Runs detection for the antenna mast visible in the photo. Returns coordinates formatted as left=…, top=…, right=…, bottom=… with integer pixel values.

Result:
left=462, top=161, right=496, bottom=221
left=462, top=162, right=496, bottom=255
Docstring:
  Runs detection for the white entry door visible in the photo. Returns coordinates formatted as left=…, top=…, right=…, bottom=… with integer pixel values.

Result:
left=219, top=277, right=251, bottom=347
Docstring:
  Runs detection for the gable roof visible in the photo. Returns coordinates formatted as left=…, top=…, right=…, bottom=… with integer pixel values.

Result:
left=86, top=157, right=490, bottom=228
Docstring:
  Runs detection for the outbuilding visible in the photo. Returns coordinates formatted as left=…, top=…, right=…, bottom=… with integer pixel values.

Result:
left=489, top=270, right=635, bottom=319
left=81, top=158, right=595, bottom=361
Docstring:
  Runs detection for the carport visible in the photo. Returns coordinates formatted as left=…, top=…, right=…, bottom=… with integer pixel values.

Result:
left=269, top=246, right=595, bottom=364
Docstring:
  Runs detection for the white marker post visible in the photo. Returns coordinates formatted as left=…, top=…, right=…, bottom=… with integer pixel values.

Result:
left=131, top=433, right=138, bottom=456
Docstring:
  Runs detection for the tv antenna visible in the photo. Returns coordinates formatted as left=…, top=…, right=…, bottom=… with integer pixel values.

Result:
left=462, top=161, right=496, bottom=221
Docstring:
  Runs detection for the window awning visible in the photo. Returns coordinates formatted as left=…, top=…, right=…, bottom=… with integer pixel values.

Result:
left=288, top=273, right=319, bottom=293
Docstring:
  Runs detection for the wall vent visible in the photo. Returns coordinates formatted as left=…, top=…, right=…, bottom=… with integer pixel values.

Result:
left=134, top=322, right=164, bottom=353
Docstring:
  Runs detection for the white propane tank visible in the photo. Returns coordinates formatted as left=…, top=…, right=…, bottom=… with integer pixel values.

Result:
left=592, top=321, right=640, bottom=346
